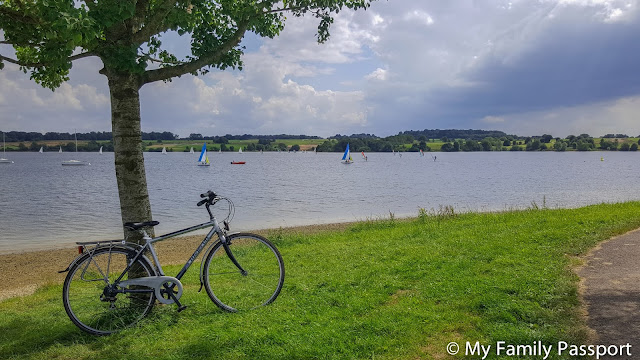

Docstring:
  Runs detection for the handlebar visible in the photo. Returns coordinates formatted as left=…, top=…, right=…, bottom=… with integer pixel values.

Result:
left=197, top=191, right=218, bottom=207
left=196, top=190, right=235, bottom=225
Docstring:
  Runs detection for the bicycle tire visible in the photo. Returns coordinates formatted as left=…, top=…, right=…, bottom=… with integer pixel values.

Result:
left=62, top=247, right=156, bottom=335
left=203, top=233, right=284, bottom=312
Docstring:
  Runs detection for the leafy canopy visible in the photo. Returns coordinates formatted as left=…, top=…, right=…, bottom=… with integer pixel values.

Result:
left=0, top=0, right=374, bottom=89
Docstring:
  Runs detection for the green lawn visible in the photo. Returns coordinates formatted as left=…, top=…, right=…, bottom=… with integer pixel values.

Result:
left=2, top=202, right=640, bottom=359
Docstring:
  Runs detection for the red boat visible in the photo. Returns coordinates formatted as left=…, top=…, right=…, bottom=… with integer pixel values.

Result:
left=231, top=161, right=246, bottom=165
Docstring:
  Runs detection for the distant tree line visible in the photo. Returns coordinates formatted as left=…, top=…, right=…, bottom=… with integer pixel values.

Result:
left=440, top=133, right=639, bottom=152
left=4, top=129, right=640, bottom=153
left=186, top=133, right=321, bottom=141
left=17, top=140, right=114, bottom=152
left=316, top=135, right=431, bottom=153
left=1, top=131, right=178, bottom=142
left=400, top=129, right=514, bottom=141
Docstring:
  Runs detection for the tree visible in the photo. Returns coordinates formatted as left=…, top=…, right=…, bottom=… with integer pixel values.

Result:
left=540, top=134, right=553, bottom=143
left=553, top=140, right=567, bottom=152
left=1, top=0, right=374, bottom=242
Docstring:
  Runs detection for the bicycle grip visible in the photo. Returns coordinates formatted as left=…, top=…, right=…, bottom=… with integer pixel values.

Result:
left=197, top=199, right=207, bottom=206
left=200, top=190, right=216, bottom=198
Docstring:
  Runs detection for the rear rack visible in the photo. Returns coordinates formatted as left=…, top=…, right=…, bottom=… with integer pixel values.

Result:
left=60, top=240, right=142, bottom=274
left=76, top=240, right=126, bottom=246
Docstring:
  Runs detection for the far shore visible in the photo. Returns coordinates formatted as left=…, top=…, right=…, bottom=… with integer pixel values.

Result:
left=0, top=221, right=358, bottom=302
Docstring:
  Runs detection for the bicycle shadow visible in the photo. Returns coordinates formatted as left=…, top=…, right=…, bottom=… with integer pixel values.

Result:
left=0, top=295, right=224, bottom=358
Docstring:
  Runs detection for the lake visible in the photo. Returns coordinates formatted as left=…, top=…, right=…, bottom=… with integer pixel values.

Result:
left=0, top=151, right=639, bottom=253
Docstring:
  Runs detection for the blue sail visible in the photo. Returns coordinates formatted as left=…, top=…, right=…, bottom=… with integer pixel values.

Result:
left=342, top=143, right=350, bottom=161
left=198, top=143, right=207, bottom=162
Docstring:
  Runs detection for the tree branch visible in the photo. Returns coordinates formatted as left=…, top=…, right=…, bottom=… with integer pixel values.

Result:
left=0, top=51, right=96, bottom=68
left=0, top=5, right=42, bottom=25
left=263, top=6, right=308, bottom=15
left=142, top=20, right=249, bottom=85
left=132, top=0, right=186, bottom=45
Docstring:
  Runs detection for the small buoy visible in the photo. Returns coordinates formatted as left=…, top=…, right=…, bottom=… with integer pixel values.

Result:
left=601, top=157, right=604, bottom=161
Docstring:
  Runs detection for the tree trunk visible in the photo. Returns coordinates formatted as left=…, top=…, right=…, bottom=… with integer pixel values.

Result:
left=107, top=71, right=154, bottom=244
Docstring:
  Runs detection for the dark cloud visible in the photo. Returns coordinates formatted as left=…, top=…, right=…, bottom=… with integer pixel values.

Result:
left=444, top=13, right=640, bottom=117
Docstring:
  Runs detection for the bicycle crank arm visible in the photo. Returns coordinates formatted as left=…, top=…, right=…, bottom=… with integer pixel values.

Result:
left=118, top=276, right=184, bottom=305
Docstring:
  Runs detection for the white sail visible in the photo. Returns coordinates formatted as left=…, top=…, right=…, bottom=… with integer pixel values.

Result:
left=162, top=147, right=167, bottom=154
left=190, top=147, right=194, bottom=154
left=239, top=147, right=243, bottom=153
left=99, top=146, right=103, bottom=154
left=62, top=130, right=89, bottom=165
left=0, top=132, right=13, bottom=163
left=39, top=147, right=43, bottom=153
left=59, top=146, right=62, bottom=153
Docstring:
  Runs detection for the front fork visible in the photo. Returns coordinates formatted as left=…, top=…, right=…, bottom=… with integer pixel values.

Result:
left=197, top=230, right=248, bottom=292
left=221, top=235, right=248, bottom=276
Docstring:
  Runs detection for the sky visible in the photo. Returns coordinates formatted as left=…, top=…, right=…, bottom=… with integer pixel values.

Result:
left=1, top=0, right=640, bottom=138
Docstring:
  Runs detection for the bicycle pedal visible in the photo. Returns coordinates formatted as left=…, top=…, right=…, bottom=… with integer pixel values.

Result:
left=177, top=305, right=188, bottom=312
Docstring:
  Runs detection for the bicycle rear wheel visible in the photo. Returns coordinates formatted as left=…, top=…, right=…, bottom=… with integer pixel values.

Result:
left=62, top=247, right=156, bottom=335
left=203, top=233, right=284, bottom=312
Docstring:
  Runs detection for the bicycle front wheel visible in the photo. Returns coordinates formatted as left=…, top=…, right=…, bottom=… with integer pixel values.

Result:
left=203, top=233, right=284, bottom=312
left=62, top=247, right=156, bottom=335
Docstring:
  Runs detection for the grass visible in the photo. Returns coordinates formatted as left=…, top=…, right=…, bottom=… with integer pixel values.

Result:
left=2, top=202, right=640, bottom=359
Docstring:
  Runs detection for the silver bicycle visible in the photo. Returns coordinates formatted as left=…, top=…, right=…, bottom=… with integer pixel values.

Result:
left=60, top=191, right=285, bottom=335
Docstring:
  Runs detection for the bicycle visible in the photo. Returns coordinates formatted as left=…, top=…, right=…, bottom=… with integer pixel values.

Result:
left=60, top=190, right=285, bottom=335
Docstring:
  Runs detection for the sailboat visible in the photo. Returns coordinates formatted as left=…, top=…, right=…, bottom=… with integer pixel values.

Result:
left=239, top=147, right=243, bottom=153
left=419, top=149, right=424, bottom=157
left=59, top=146, right=62, bottom=153
left=341, top=143, right=353, bottom=164
left=361, top=151, right=367, bottom=161
left=197, top=143, right=210, bottom=166
left=0, top=133, right=13, bottom=164
left=39, top=147, right=43, bottom=153
left=99, top=146, right=103, bottom=154
left=218, top=148, right=221, bottom=153
left=62, top=130, right=89, bottom=166
left=190, top=147, right=195, bottom=154
left=161, top=147, right=167, bottom=154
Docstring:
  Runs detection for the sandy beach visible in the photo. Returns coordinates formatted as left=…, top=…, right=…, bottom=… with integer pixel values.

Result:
left=0, top=222, right=354, bottom=301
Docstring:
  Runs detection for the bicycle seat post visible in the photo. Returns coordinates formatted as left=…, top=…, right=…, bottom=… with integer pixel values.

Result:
left=140, top=229, right=164, bottom=276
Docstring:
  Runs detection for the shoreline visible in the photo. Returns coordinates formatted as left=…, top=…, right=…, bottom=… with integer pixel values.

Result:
left=0, top=221, right=357, bottom=301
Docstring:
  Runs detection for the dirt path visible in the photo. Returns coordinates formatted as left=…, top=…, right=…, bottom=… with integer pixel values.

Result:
left=578, top=228, right=640, bottom=357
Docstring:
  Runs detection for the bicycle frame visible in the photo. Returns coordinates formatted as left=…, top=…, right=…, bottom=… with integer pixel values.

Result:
left=120, top=221, right=212, bottom=280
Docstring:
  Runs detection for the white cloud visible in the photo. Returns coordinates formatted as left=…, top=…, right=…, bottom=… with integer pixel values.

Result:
left=403, top=10, right=435, bottom=26
left=365, top=68, right=388, bottom=81
left=551, top=0, right=638, bottom=22
left=0, top=62, right=109, bottom=132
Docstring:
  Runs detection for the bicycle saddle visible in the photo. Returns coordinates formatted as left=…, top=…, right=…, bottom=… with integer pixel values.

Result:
left=123, top=221, right=160, bottom=230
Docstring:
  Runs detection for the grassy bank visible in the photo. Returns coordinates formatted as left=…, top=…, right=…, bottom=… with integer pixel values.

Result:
left=2, top=202, right=640, bottom=359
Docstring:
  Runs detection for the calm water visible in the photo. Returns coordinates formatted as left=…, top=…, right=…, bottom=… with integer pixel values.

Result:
left=0, top=151, right=639, bottom=253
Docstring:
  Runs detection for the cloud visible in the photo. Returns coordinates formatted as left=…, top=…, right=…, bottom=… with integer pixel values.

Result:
left=0, top=58, right=110, bottom=132
left=2, top=0, right=640, bottom=139
left=482, top=116, right=506, bottom=124
left=365, top=68, right=388, bottom=81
